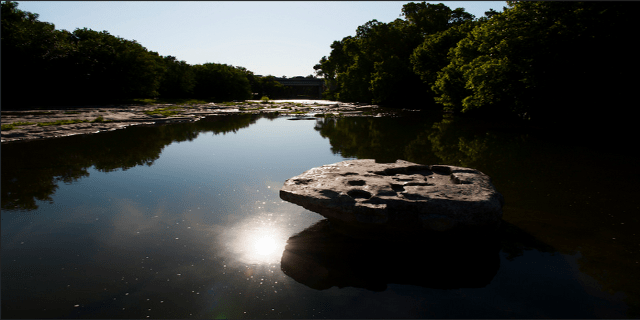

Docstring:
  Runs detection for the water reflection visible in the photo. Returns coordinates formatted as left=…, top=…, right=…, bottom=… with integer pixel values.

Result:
left=280, top=219, right=501, bottom=291
left=1, top=113, right=262, bottom=211
left=223, top=213, right=289, bottom=265
left=3, top=112, right=638, bottom=318
left=315, top=114, right=640, bottom=316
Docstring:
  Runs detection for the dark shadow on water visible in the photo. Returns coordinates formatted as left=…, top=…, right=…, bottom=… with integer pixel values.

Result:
left=281, top=219, right=557, bottom=292
left=280, top=219, right=503, bottom=291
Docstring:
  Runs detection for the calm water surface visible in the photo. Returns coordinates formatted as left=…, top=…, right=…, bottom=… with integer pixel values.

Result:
left=2, top=113, right=638, bottom=318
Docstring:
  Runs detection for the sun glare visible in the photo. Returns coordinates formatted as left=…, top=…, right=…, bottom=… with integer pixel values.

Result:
left=228, top=220, right=288, bottom=265
left=253, top=235, right=278, bottom=256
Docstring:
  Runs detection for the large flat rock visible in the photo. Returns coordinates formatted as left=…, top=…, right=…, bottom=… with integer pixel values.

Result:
left=280, top=159, right=504, bottom=238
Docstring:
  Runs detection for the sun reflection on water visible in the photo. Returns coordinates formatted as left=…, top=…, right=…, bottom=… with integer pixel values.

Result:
left=248, top=230, right=280, bottom=257
left=226, top=214, right=289, bottom=265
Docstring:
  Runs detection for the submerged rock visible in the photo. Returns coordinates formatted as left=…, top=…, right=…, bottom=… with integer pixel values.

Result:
left=280, top=159, right=504, bottom=238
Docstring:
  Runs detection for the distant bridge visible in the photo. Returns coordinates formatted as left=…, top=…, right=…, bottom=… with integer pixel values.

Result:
left=274, top=77, right=325, bottom=99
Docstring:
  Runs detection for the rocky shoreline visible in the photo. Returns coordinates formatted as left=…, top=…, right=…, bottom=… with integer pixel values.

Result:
left=1, top=100, right=382, bottom=143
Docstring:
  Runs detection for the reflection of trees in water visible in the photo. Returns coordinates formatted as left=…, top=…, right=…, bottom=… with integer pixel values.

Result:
left=313, top=113, right=526, bottom=172
left=1, top=114, right=260, bottom=211
left=313, top=114, right=640, bottom=316
left=415, top=115, right=527, bottom=171
left=423, top=117, right=490, bottom=167
left=314, top=115, right=434, bottom=163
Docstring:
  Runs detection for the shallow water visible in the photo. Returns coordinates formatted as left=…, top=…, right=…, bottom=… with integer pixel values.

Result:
left=2, top=113, right=638, bottom=318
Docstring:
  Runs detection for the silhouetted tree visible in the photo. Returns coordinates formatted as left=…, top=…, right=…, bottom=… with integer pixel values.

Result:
left=192, top=63, right=252, bottom=101
left=158, top=56, right=195, bottom=98
left=314, top=2, right=474, bottom=107
left=1, top=1, right=260, bottom=107
left=432, top=1, right=639, bottom=126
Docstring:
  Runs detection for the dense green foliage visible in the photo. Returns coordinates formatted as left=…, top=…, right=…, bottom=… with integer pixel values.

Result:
left=315, top=2, right=475, bottom=107
left=315, top=1, right=639, bottom=126
left=0, top=1, right=287, bottom=108
left=432, top=1, right=639, bottom=124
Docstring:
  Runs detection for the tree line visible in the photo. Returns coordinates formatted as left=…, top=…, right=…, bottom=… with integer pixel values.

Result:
left=314, top=1, right=639, bottom=127
left=1, top=1, right=301, bottom=108
left=4, top=0, right=638, bottom=129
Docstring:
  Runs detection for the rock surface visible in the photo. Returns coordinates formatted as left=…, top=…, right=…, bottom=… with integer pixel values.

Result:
left=280, top=159, right=504, bottom=238
left=1, top=100, right=383, bottom=143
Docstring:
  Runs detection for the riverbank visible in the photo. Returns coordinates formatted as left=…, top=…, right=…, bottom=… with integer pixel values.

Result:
left=1, top=100, right=381, bottom=143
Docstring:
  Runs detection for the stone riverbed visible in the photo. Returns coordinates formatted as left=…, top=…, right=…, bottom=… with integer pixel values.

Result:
left=1, top=100, right=385, bottom=143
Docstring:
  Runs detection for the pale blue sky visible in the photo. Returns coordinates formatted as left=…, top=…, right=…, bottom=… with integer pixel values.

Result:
left=15, top=1, right=507, bottom=77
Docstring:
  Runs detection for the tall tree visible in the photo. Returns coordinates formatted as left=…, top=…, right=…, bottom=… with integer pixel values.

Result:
left=69, top=28, right=164, bottom=102
left=401, top=2, right=474, bottom=35
left=432, top=1, right=640, bottom=125
left=367, top=18, right=425, bottom=106
left=410, top=19, right=479, bottom=98
left=315, top=2, right=474, bottom=107
left=1, top=1, right=75, bottom=107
